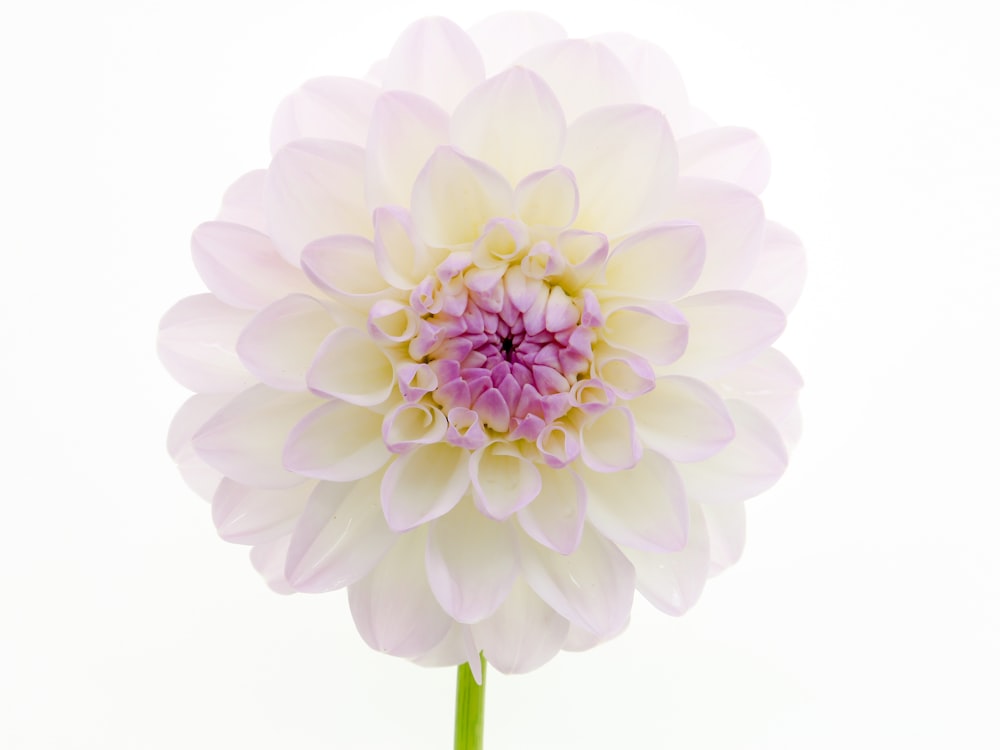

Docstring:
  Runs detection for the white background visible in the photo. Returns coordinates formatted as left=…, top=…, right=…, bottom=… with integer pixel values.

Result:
left=3, top=0, right=998, bottom=747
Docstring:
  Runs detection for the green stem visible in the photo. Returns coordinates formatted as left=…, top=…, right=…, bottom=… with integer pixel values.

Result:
left=454, top=653, right=487, bottom=750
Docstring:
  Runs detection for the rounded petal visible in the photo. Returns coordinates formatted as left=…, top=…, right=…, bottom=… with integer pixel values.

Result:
left=579, top=406, right=642, bottom=472
left=741, top=221, right=807, bottom=314
left=249, top=536, right=295, bottom=594
left=601, top=302, right=689, bottom=366
left=516, top=465, right=586, bottom=555
left=711, top=347, right=803, bottom=443
left=411, top=147, right=514, bottom=248
left=382, top=401, right=448, bottom=453
left=563, top=104, right=678, bottom=238
left=373, top=206, right=445, bottom=289
left=631, top=375, right=735, bottom=462
left=426, top=499, right=519, bottom=622
left=283, top=399, right=390, bottom=482
left=192, top=385, right=322, bottom=489
left=266, top=139, right=370, bottom=264
left=470, top=442, right=542, bottom=520
left=158, top=295, right=254, bottom=393
left=381, top=17, right=485, bottom=112
left=678, top=126, right=771, bottom=194
left=580, top=450, right=689, bottom=553
left=212, top=478, right=314, bottom=545
left=270, top=76, right=379, bottom=152
left=516, top=39, right=639, bottom=123
left=306, top=327, right=395, bottom=406
left=451, top=67, right=566, bottom=187
left=300, top=234, right=392, bottom=302
left=467, top=12, right=567, bottom=74
left=671, top=291, right=786, bottom=379
left=236, top=294, right=337, bottom=391
left=674, top=399, right=788, bottom=504
left=167, top=393, right=230, bottom=500
left=216, top=170, right=267, bottom=232
left=348, top=528, right=452, bottom=658
left=285, top=473, right=397, bottom=592
left=625, top=501, right=710, bottom=615
left=365, top=91, right=450, bottom=209
left=665, top=177, right=764, bottom=292
left=380, top=443, right=470, bottom=532
left=472, top=577, right=570, bottom=674
left=514, top=166, right=579, bottom=230
left=604, top=222, right=706, bottom=303
left=702, top=501, right=746, bottom=576
left=519, top=525, right=635, bottom=637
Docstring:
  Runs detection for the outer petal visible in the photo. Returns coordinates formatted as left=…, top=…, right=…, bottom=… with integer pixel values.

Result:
left=266, top=139, right=370, bottom=265
left=212, top=478, right=314, bottom=545
left=631, top=375, right=735, bottom=462
left=711, top=347, right=803, bottom=446
left=740, top=221, right=807, bottom=314
left=348, top=528, right=452, bottom=658
left=580, top=450, right=688, bottom=553
left=670, top=291, right=786, bottom=379
left=470, top=442, right=542, bottom=520
left=283, top=399, right=390, bottom=482
left=603, top=222, right=706, bottom=303
left=270, top=77, right=379, bottom=152
left=192, top=385, right=323, bottom=489
left=158, top=295, right=254, bottom=393
left=167, top=393, right=230, bottom=500
left=674, top=399, right=788, bottom=504
left=381, top=17, right=485, bottom=113
left=519, top=524, right=635, bottom=637
left=678, top=127, right=771, bottom=195
left=516, top=465, right=586, bottom=555
left=625, top=501, right=710, bottom=615
left=236, top=294, right=337, bottom=391
left=249, top=536, right=295, bottom=594
left=579, top=406, right=642, bottom=472
left=380, top=443, right=470, bottom=531
left=472, top=577, right=570, bottom=674
left=306, top=327, right=395, bottom=406
left=467, top=12, right=567, bottom=74
left=217, top=170, right=267, bottom=233
left=365, top=91, right=449, bottom=209
left=285, top=472, right=397, bottom=592
left=702, top=501, right=746, bottom=576
left=665, top=177, right=764, bottom=292
left=451, top=67, right=566, bottom=187
left=515, top=39, right=640, bottom=123
left=563, top=104, right=678, bottom=238
left=411, top=147, right=514, bottom=248
left=425, top=499, right=519, bottom=622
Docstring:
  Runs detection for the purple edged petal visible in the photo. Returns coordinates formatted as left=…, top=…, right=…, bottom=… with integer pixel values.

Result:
left=270, top=76, right=379, bottom=153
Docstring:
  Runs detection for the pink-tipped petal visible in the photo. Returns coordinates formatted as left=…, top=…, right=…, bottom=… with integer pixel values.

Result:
left=212, top=478, right=314, bottom=545
left=631, top=376, right=735, bottom=462
left=270, top=76, right=379, bottom=152
left=678, top=126, right=771, bottom=194
left=516, top=466, right=586, bottom=555
left=307, top=327, right=395, bottom=406
left=216, top=170, right=268, bottom=232
left=380, top=443, right=470, bottom=532
left=579, top=406, right=642, bottom=472
left=470, top=443, right=542, bottom=520
left=299, top=234, right=392, bottom=302
left=702, top=501, right=746, bottom=576
left=741, top=221, right=807, bottom=314
left=514, top=166, right=579, bottom=230
left=604, top=222, right=706, bottom=303
left=249, top=536, right=295, bottom=594
left=166, top=393, right=230, bottom=501
left=283, top=399, right=390, bottom=482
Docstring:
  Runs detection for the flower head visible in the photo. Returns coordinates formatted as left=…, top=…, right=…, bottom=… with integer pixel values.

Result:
left=159, top=13, right=805, bottom=675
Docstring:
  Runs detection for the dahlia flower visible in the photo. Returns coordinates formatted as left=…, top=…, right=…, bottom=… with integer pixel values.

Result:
left=159, top=12, right=804, bottom=685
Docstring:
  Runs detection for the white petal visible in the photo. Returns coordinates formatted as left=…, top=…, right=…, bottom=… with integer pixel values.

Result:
left=306, top=327, right=394, bottom=406
left=592, top=33, right=691, bottom=136
left=285, top=473, right=397, bottom=592
left=266, top=139, right=370, bottom=265
left=382, top=401, right=448, bottom=452
left=300, top=234, right=392, bottom=302
left=158, top=295, right=254, bottom=393
left=741, top=221, right=807, bottom=314
left=467, top=12, right=567, bottom=74
left=563, top=104, right=678, bottom=238
left=516, top=466, right=586, bottom=555
left=665, top=177, right=764, bottom=292
left=365, top=91, right=449, bottom=209
left=678, top=127, right=770, bottom=194
left=631, top=376, right=735, bottom=462
left=192, top=385, right=323, bottom=488
left=249, top=536, right=295, bottom=594
left=270, top=76, right=379, bottom=152
left=380, top=443, right=470, bottom=531
left=671, top=291, right=786, bottom=379
left=381, top=17, right=485, bottom=112
left=212, top=478, right=314, bottom=545
left=604, top=222, right=706, bottom=303
left=519, top=525, right=634, bottom=637
left=514, top=166, right=579, bottom=230
left=167, top=393, right=230, bottom=500
left=702, top=501, right=746, bottom=576
left=373, top=206, right=445, bottom=289
left=579, top=407, right=642, bottom=472
left=348, top=528, right=452, bottom=658
left=625, top=501, right=710, bottom=615
left=426, top=499, right=519, bottom=622
left=472, top=577, right=570, bottom=674
left=516, top=39, right=639, bottom=123
left=674, top=400, right=788, bottom=504
left=580, top=449, right=688, bottom=553
left=600, top=302, right=688, bottom=366
left=236, top=294, right=337, bottom=391
left=711, top=347, right=803, bottom=444
left=283, top=399, right=390, bottom=482
left=217, top=170, right=267, bottom=233
left=470, top=442, right=542, bottom=520
left=411, top=147, right=514, bottom=248
left=451, top=67, right=565, bottom=187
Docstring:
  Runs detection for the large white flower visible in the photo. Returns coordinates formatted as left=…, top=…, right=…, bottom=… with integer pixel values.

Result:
left=159, top=13, right=805, bottom=676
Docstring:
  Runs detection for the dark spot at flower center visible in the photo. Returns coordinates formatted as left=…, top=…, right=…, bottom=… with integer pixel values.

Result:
left=500, top=335, right=515, bottom=362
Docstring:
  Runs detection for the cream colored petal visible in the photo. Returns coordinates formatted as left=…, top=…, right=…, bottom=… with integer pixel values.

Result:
left=514, top=166, right=579, bottom=230
left=631, top=376, right=735, bottom=462
left=283, top=400, right=390, bottom=482
left=516, top=465, right=586, bottom=555
left=470, top=442, right=542, bottom=520
left=270, top=76, right=379, bottom=152
left=600, top=303, right=688, bottom=366
left=603, top=221, right=706, bottom=303
left=212, top=478, right=314, bottom=545
left=579, top=406, right=642, bottom=472
left=380, top=443, right=470, bottom=531
left=306, top=327, right=395, bottom=406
